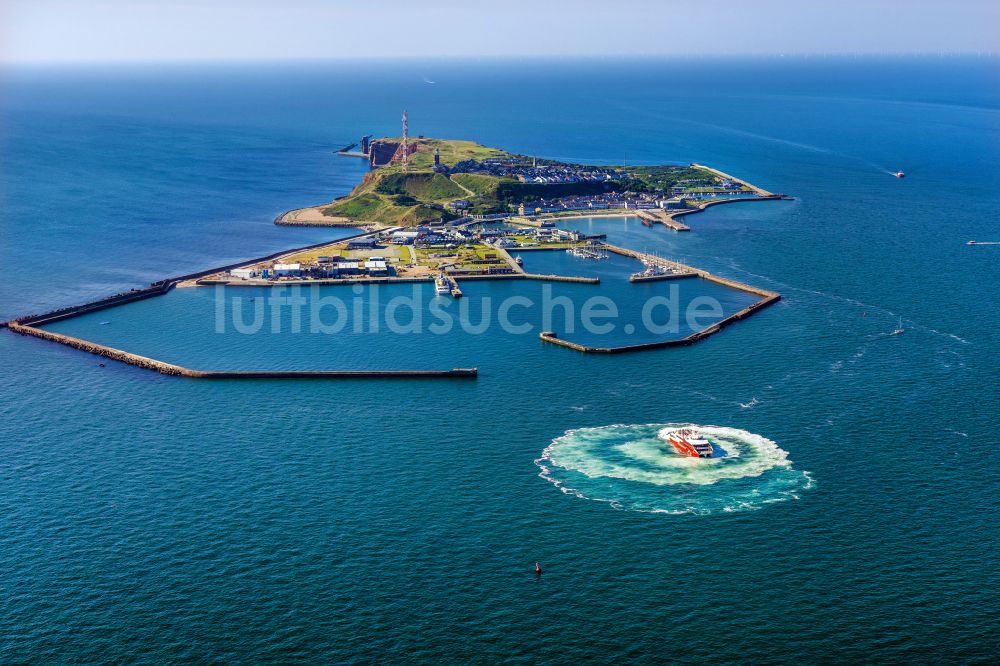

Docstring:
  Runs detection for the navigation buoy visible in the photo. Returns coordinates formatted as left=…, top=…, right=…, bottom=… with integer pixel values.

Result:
left=535, top=562, right=542, bottom=575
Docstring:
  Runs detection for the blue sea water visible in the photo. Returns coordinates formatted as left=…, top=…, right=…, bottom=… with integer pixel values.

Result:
left=1, top=57, right=999, bottom=662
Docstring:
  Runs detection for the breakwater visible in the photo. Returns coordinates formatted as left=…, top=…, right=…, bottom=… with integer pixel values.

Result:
left=539, top=243, right=780, bottom=353
left=9, top=322, right=189, bottom=375
left=691, top=163, right=775, bottom=197
left=539, top=287, right=779, bottom=354
left=11, top=281, right=174, bottom=328
left=9, top=321, right=477, bottom=379
left=3, top=227, right=480, bottom=379
left=671, top=194, right=787, bottom=224
left=637, top=210, right=690, bottom=231
left=13, top=230, right=382, bottom=327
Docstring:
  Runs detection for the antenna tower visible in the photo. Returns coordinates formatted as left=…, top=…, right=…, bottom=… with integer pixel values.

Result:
left=401, top=110, right=409, bottom=171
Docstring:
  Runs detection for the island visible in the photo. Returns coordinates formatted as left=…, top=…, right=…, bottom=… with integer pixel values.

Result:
left=2, top=132, right=787, bottom=376
left=277, top=136, right=782, bottom=230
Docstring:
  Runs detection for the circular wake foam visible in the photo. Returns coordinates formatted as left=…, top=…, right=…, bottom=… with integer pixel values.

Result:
left=536, top=424, right=813, bottom=514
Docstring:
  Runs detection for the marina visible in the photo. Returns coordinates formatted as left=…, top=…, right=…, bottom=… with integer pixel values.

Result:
left=567, top=246, right=608, bottom=260
left=628, top=252, right=699, bottom=282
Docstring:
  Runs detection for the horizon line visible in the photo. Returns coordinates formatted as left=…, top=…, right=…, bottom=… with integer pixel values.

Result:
left=2, top=52, right=997, bottom=68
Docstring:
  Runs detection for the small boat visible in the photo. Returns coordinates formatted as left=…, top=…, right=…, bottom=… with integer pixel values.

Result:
left=967, top=240, right=978, bottom=245
left=99, top=321, right=111, bottom=325
left=515, top=255, right=523, bottom=266
left=664, top=428, right=714, bottom=458
left=892, top=317, right=905, bottom=335
left=894, top=171, right=905, bottom=178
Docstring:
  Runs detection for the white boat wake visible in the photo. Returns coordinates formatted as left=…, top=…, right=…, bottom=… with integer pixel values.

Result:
left=536, top=423, right=813, bottom=515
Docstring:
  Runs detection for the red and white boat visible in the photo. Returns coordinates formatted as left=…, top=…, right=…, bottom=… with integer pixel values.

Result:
left=664, top=428, right=714, bottom=458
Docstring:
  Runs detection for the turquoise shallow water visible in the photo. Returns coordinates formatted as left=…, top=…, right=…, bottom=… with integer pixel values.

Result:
left=1, top=58, right=999, bottom=662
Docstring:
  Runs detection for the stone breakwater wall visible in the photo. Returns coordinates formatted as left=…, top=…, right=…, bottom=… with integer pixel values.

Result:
left=8, top=321, right=477, bottom=379
left=539, top=291, right=780, bottom=354
left=8, top=322, right=189, bottom=375
left=540, top=243, right=780, bottom=353
left=10, top=230, right=380, bottom=328
left=3, top=229, right=480, bottom=378
left=671, top=194, right=787, bottom=223
left=13, top=282, right=174, bottom=328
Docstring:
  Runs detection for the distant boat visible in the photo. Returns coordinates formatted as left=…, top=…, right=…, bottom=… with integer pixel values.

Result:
left=894, top=171, right=906, bottom=178
left=515, top=255, right=523, bottom=266
left=892, top=317, right=905, bottom=336
left=99, top=321, right=111, bottom=325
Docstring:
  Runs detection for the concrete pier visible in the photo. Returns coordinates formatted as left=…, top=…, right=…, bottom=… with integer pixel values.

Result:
left=629, top=272, right=699, bottom=283
left=523, top=274, right=600, bottom=284
left=637, top=210, right=690, bottom=231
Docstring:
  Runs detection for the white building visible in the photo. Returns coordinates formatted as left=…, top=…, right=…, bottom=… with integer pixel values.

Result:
left=337, top=261, right=361, bottom=275
left=230, top=268, right=255, bottom=279
left=659, top=197, right=688, bottom=210
left=273, top=263, right=303, bottom=277
left=365, top=258, right=389, bottom=275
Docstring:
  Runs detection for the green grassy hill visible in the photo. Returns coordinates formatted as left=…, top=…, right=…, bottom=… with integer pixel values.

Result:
left=624, top=165, right=717, bottom=190
left=321, top=171, right=462, bottom=225
left=316, top=138, right=720, bottom=226
left=374, top=172, right=465, bottom=201
left=406, top=138, right=509, bottom=169
left=450, top=173, right=504, bottom=196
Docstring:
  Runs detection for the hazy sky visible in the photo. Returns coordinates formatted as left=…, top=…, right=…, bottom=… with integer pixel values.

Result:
left=2, top=0, right=997, bottom=63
